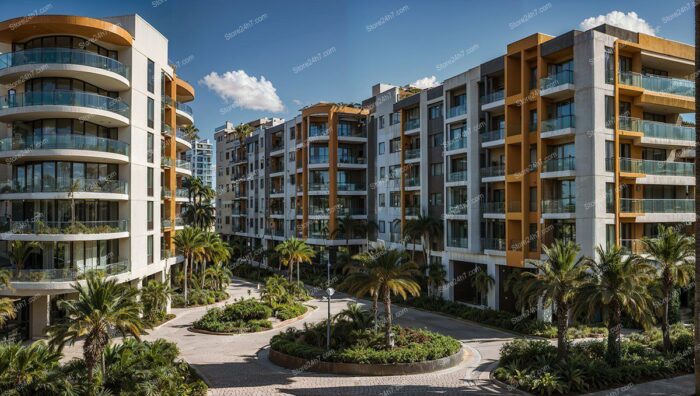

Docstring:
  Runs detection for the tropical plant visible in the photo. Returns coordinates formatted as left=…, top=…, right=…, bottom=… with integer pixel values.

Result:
left=0, top=341, right=66, bottom=394
left=141, top=279, right=173, bottom=323
left=233, top=123, right=254, bottom=143
left=180, top=124, right=200, bottom=142
left=414, top=213, right=443, bottom=266
left=173, top=226, right=205, bottom=305
left=0, top=269, right=15, bottom=327
left=341, top=247, right=385, bottom=329
left=422, top=261, right=447, bottom=297
left=471, top=268, right=495, bottom=306
left=334, top=302, right=373, bottom=330
left=575, top=245, right=655, bottom=365
left=9, top=240, right=40, bottom=275
left=519, top=240, right=586, bottom=360
left=402, top=219, right=421, bottom=261
left=274, top=237, right=315, bottom=283
left=695, top=6, right=700, bottom=390
left=639, top=225, right=695, bottom=353
left=205, top=263, right=232, bottom=292
left=47, top=273, right=143, bottom=386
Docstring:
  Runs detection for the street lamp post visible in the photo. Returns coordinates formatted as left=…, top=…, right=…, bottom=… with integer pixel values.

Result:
left=326, top=286, right=334, bottom=351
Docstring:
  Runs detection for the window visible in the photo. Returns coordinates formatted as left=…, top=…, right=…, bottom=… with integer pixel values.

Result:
left=389, top=112, right=400, bottom=125
left=378, top=142, right=385, bottom=155
left=147, top=235, right=154, bottom=264
left=379, top=221, right=385, bottom=233
left=390, top=192, right=400, bottom=207
left=529, top=224, right=538, bottom=251
left=429, top=133, right=442, bottom=148
left=529, top=66, right=537, bottom=90
left=147, top=201, right=153, bottom=230
left=529, top=187, right=537, bottom=212
left=379, top=167, right=386, bottom=180
left=604, top=47, right=614, bottom=84
left=430, top=163, right=443, bottom=176
left=389, top=138, right=401, bottom=153
left=378, top=116, right=385, bottom=129
left=147, top=133, right=154, bottom=163
left=147, top=168, right=153, bottom=196
left=606, top=183, right=615, bottom=213
left=428, top=104, right=443, bottom=119
left=147, top=59, right=154, bottom=93
left=147, top=97, right=154, bottom=128
left=606, top=224, right=615, bottom=249
left=529, top=110, right=537, bottom=132
left=430, top=192, right=443, bottom=205
left=605, top=95, right=614, bottom=129
left=605, top=141, right=614, bottom=171
left=378, top=193, right=385, bottom=207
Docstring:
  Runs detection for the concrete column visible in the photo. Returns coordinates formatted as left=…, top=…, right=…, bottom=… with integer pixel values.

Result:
left=486, top=263, right=498, bottom=310
left=442, top=256, right=453, bottom=300
left=29, top=295, right=50, bottom=339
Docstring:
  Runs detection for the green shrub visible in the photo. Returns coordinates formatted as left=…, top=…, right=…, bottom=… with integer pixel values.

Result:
left=193, top=298, right=274, bottom=333
left=274, top=303, right=307, bottom=321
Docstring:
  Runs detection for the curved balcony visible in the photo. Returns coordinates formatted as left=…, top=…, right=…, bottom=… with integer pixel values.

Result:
left=175, top=128, right=193, bottom=151
left=0, top=91, right=129, bottom=127
left=0, top=178, right=128, bottom=200
left=0, top=134, right=129, bottom=163
left=175, top=102, right=194, bottom=125
left=6, top=260, right=130, bottom=290
left=175, top=159, right=192, bottom=176
left=0, top=48, right=130, bottom=91
left=0, top=219, right=129, bottom=242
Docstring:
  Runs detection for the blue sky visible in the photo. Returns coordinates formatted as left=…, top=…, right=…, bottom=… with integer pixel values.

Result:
left=1, top=0, right=695, bottom=145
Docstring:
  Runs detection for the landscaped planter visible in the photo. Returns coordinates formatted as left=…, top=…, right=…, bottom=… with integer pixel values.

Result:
left=189, top=304, right=316, bottom=335
left=268, top=346, right=465, bottom=376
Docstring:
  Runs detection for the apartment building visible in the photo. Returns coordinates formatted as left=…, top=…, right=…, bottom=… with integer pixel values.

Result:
left=187, top=138, right=214, bottom=189
left=0, top=14, right=194, bottom=340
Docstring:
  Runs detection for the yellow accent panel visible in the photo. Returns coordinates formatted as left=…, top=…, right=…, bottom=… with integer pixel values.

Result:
left=507, top=33, right=552, bottom=54
left=638, top=34, right=694, bottom=61
left=0, top=15, right=132, bottom=46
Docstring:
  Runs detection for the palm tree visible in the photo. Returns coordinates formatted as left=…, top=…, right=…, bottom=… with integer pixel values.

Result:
left=694, top=5, right=699, bottom=390
left=471, top=268, right=495, bottom=306
left=575, top=245, right=655, bottom=365
left=341, top=248, right=385, bottom=329
left=415, top=213, right=442, bottom=267
left=141, top=279, right=173, bottom=322
left=275, top=238, right=315, bottom=283
left=0, top=341, right=65, bottom=394
left=184, top=201, right=215, bottom=228
left=334, top=302, right=373, bottom=330
left=68, top=179, right=81, bottom=226
left=47, top=273, right=143, bottom=385
left=180, top=124, right=200, bottom=142
left=0, top=269, right=13, bottom=328
left=423, top=261, right=447, bottom=297
left=205, top=263, right=232, bottom=292
left=519, top=240, right=585, bottom=360
left=173, top=227, right=205, bottom=306
left=402, top=219, right=421, bottom=261
left=639, top=225, right=694, bottom=353
left=9, top=240, right=40, bottom=276
left=233, top=123, right=254, bottom=143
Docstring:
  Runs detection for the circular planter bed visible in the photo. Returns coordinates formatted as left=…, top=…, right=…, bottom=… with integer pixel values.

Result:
left=191, top=298, right=310, bottom=335
left=269, top=324, right=464, bottom=375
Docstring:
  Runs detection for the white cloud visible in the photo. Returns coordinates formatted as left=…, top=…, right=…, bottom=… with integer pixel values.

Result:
left=200, top=70, right=285, bottom=113
left=580, top=11, right=656, bottom=36
left=410, top=76, right=438, bottom=90
left=292, top=99, right=303, bottom=106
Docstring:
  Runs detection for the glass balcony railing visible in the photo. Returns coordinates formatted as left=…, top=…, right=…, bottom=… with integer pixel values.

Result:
left=542, top=157, right=576, bottom=172
left=0, top=48, right=129, bottom=78
left=481, top=89, right=504, bottom=104
left=482, top=202, right=505, bottom=213
left=405, top=206, right=420, bottom=216
left=0, top=134, right=129, bottom=156
left=541, top=70, right=574, bottom=90
left=337, top=125, right=366, bottom=138
left=175, top=159, right=192, bottom=171
left=175, top=102, right=193, bottom=116
left=620, top=198, right=694, bottom=213
left=619, top=71, right=694, bottom=97
left=0, top=178, right=128, bottom=195
left=447, top=137, right=467, bottom=151
left=309, top=125, right=329, bottom=138
left=7, top=260, right=130, bottom=282
left=1, top=219, right=128, bottom=235
left=481, top=128, right=504, bottom=143
left=448, top=236, right=469, bottom=248
left=404, top=148, right=420, bottom=159
left=270, top=186, right=284, bottom=194
left=405, top=118, right=420, bottom=130
left=161, top=187, right=171, bottom=198
left=448, top=104, right=467, bottom=118
left=542, top=199, right=576, bottom=214
left=446, top=204, right=467, bottom=215
left=481, top=165, right=505, bottom=178
left=405, top=177, right=420, bottom=187
left=161, top=124, right=173, bottom=135
left=174, top=217, right=184, bottom=227
left=447, top=170, right=468, bottom=182
left=337, top=182, right=365, bottom=191
left=541, top=115, right=575, bottom=132
left=482, top=237, right=506, bottom=251
left=336, top=207, right=365, bottom=216
left=308, top=183, right=330, bottom=191
left=619, top=158, right=694, bottom=176
left=309, top=155, right=329, bottom=164
left=338, top=156, right=366, bottom=164
left=618, top=116, right=695, bottom=142
left=176, top=188, right=189, bottom=198
left=0, top=91, right=129, bottom=118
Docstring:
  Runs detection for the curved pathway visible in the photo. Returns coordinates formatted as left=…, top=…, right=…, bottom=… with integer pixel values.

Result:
left=143, top=278, right=520, bottom=395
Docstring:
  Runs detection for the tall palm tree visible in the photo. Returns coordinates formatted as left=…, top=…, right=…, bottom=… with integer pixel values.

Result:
left=341, top=247, right=385, bottom=329
left=519, top=240, right=585, bottom=360
left=184, top=201, right=215, bottom=229
left=9, top=240, right=40, bottom=276
left=422, top=261, right=447, bottom=297
left=233, top=123, right=254, bottom=143
left=0, top=269, right=13, bottom=328
left=639, top=225, right=694, bottom=353
left=402, top=219, right=421, bottom=261
left=694, top=5, right=699, bottom=390
left=47, top=273, right=143, bottom=385
left=140, top=279, right=173, bottom=322
left=471, top=268, right=495, bottom=306
left=275, top=238, right=315, bottom=283
left=575, top=245, right=655, bottom=366
left=173, top=227, right=205, bottom=305
left=205, top=263, right=232, bottom=292
left=415, top=213, right=442, bottom=267
left=180, top=124, right=200, bottom=142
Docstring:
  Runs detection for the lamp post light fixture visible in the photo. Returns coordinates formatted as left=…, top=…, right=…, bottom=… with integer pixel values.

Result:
left=326, top=286, right=334, bottom=351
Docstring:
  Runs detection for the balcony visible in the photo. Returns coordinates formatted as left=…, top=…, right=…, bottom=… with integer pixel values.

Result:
left=271, top=142, right=284, bottom=152
left=403, top=148, right=420, bottom=160
left=447, top=170, right=468, bottom=183
left=446, top=136, right=467, bottom=151
left=0, top=91, right=129, bottom=126
left=446, top=204, right=467, bottom=215
left=7, top=260, right=130, bottom=283
left=161, top=218, right=172, bottom=228
left=482, top=202, right=505, bottom=213
left=541, top=199, right=576, bottom=214
left=176, top=188, right=189, bottom=199
left=161, top=124, right=173, bottom=136
left=447, top=104, right=466, bottom=118
left=481, top=165, right=505, bottom=179
left=620, top=198, right=694, bottom=214
left=309, top=155, right=329, bottom=165
left=405, top=206, right=420, bottom=217
left=448, top=236, right=469, bottom=249
left=620, top=158, right=694, bottom=177
left=176, top=159, right=192, bottom=172
left=337, top=125, right=366, bottom=138
left=338, top=156, right=366, bottom=165
left=405, top=177, right=420, bottom=187
left=336, top=207, right=366, bottom=216
left=0, top=134, right=129, bottom=161
left=0, top=178, right=128, bottom=197
left=541, top=115, right=575, bottom=136
left=541, top=157, right=576, bottom=173
left=1, top=219, right=128, bottom=240
left=482, top=237, right=506, bottom=251
left=0, top=48, right=130, bottom=90
left=309, top=125, right=329, bottom=138
left=618, top=116, right=695, bottom=143
left=620, top=239, right=644, bottom=254
left=481, top=128, right=505, bottom=145
left=540, top=70, right=574, bottom=99
left=481, top=89, right=504, bottom=105
left=337, top=182, right=365, bottom=192
left=404, top=118, right=420, bottom=131
left=308, top=182, right=330, bottom=192
left=619, top=71, right=694, bottom=98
